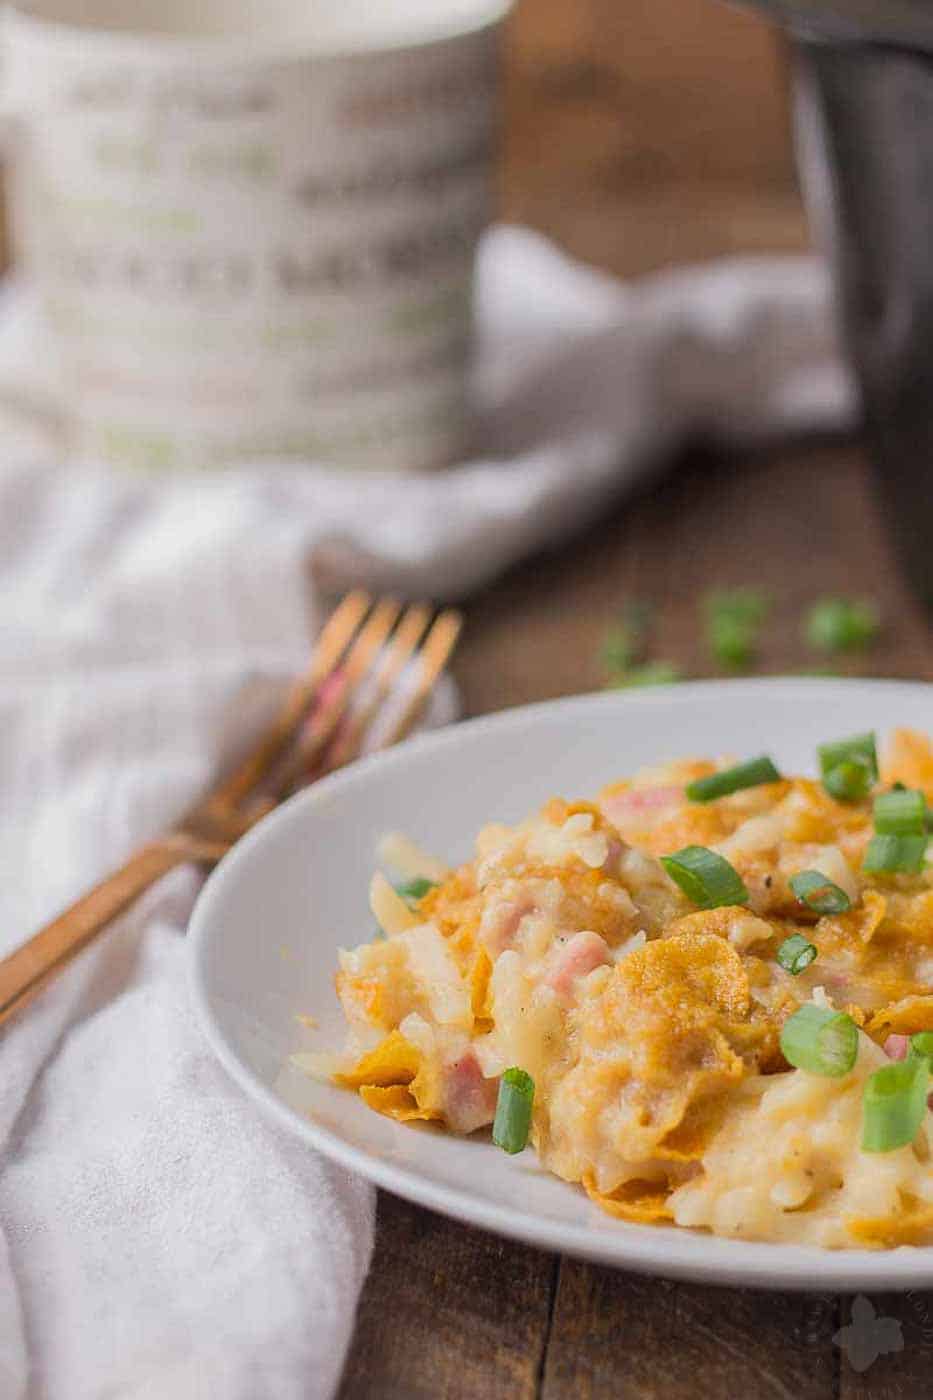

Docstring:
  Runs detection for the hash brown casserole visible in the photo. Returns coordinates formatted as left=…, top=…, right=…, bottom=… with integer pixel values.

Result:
left=299, top=727, right=933, bottom=1249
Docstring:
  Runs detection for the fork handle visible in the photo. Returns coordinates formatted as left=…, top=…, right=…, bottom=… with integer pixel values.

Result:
left=0, top=842, right=187, bottom=1029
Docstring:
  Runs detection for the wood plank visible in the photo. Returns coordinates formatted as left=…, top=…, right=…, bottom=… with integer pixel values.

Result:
left=591, top=0, right=792, bottom=165
left=541, top=1263, right=838, bottom=1399
left=455, top=441, right=933, bottom=719
left=338, top=1191, right=557, bottom=1400
left=837, top=1292, right=933, bottom=1400
left=501, top=0, right=807, bottom=279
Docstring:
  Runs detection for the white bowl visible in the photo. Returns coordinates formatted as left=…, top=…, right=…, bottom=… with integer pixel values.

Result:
left=189, top=678, right=933, bottom=1290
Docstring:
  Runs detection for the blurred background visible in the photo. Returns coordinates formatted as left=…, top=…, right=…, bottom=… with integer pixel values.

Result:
left=399, top=0, right=933, bottom=722
left=2, top=0, right=931, bottom=700
left=3, top=0, right=929, bottom=703
left=451, top=0, right=931, bottom=711
left=501, top=0, right=803, bottom=275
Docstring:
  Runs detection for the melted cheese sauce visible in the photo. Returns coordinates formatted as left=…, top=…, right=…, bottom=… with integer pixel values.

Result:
left=307, top=728, right=933, bottom=1248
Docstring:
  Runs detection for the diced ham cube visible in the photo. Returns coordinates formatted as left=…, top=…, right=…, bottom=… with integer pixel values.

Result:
left=480, top=895, right=535, bottom=956
left=601, top=786, right=683, bottom=834
left=605, top=785, right=683, bottom=815
left=545, top=931, right=611, bottom=999
left=884, top=1034, right=911, bottom=1061
left=602, top=837, right=625, bottom=874
left=443, top=1050, right=499, bottom=1134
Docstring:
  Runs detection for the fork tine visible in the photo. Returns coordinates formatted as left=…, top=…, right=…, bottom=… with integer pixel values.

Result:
left=320, top=602, right=432, bottom=771
left=336, top=596, right=403, bottom=692
left=210, top=589, right=370, bottom=808
left=270, top=596, right=403, bottom=795
left=378, top=608, right=463, bottom=750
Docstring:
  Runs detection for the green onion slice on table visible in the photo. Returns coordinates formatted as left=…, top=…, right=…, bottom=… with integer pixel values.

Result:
left=805, top=597, right=880, bottom=654
left=861, top=1056, right=930, bottom=1153
left=708, top=614, right=756, bottom=670
left=789, top=869, right=851, bottom=915
left=685, top=756, right=782, bottom=803
left=776, top=933, right=818, bottom=975
left=703, top=589, right=769, bottom=625
left=703, top=590, right=768, bottom=671
left=780, top=1004, right=858, bottom=1077
left=492, top=1068, right=535, bottom=1155
left=660, top=846, right=749, bottom=910
left=601, top=600, right=653, bottom=676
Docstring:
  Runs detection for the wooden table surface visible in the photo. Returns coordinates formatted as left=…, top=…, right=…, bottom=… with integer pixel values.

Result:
left=341, top=2, right=933, bottom=1395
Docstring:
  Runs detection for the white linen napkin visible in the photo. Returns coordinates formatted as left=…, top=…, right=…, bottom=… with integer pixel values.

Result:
left=0, top=226, right=855, bottom=1400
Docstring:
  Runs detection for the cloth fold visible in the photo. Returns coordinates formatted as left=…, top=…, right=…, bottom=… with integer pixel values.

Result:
left=0, top=226, right=855, bottom=1400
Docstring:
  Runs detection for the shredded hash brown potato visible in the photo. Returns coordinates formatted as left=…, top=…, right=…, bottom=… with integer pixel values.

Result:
left=299, top=727, right=933, bottom=1248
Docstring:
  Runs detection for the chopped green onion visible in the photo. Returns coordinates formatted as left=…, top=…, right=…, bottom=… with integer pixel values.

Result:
left=660, top=846, right=749, bottom=909
left=704, top=588, right=769, bottom=626
left=780, top=1004, right=858, bottom=1077
left=492, top=1068, right=535, bottom=1155
left=818, top=732, right=878, bottom=802
left=602, top=601, right=654, bottom=679
left=703, top=589, right=769, bottom=672
left=708, top=614, right=757, bottom=670
left=789, top=869, right=852, bottom=915
left=805, top=597, right=880, bottom=654
left=823, top=758, right=874, bottom=802
left=610, top=661, right=682, bottom=689
left=910, top=1031, right=933, bottom=1063
left=886, top=782, right=933, bottom=833
left=394, top=877, right=436, bottom=904
left=686, top=756, right=782, bottom=803
left=602, top=626, right=639, bottom=677
left=863, top=833, right=928, bottom=875
left=874, top=788, right=927, bottom=836
left=861, top=1056, right=929, bottom=1153
left=776, top=933, right=818, bottom=975
left=818, top=731, right=878, bottom=783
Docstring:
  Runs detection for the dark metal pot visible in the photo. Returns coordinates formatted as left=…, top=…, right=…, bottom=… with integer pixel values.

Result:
left=737, top=1, right=933, bottom=608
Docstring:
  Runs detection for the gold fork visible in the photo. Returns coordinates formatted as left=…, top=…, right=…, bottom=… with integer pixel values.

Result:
left=0, top=592, right=462, bottom=1029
